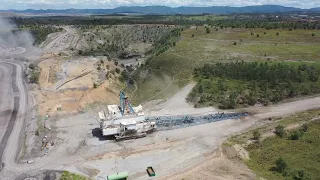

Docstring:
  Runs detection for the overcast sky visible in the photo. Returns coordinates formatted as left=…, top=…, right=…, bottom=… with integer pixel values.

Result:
left=1, top=0, right=320, bottom=10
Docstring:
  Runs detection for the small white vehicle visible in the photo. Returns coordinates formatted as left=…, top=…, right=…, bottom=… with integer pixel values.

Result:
left=27, top=160, right=34, bottom=164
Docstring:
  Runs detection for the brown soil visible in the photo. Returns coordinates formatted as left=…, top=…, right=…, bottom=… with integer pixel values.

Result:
left=36, top=57, right=123, bottom=116
left=163, top=146, right=255, bottom=180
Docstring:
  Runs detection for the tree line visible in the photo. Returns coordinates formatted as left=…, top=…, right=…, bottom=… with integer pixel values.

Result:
left=11, top=16, right=198, bottom=26
left=190, top=61, right=320, bottom=109
left=209, top=19, right=320, bottom=30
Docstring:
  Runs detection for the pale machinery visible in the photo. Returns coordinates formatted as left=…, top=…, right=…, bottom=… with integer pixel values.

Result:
left=99, top=91, right=156, bottom=140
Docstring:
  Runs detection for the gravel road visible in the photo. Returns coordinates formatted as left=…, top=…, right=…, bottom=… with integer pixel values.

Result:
left=0, top=60, right=28, bottom=179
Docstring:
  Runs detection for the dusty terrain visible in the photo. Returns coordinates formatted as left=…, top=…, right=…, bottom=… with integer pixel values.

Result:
left=36, top=57, right=122, bottom=116
left=2, top=55, right=320, bottom=180
left=6, top=81, right=320, bottom=180
left=2, top=24, right=320, bottom=180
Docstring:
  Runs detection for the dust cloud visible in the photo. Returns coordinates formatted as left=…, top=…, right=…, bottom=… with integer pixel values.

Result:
left=0, top=17, right=35, bottom=48
left=0, top=16, right=39, bottom=59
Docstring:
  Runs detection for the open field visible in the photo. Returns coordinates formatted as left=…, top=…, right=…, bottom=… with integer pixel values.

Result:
left=247, top=120, right=320, bottom=180
left=223, top=109, right=320, bottom=180
left=133, top=27, right=320, bottom=104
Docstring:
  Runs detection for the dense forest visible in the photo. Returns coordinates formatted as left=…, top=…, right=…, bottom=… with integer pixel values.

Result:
left=189, top=62, right=320, bottom=109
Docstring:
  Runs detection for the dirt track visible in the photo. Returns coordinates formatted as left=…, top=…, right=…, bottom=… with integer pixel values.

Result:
left=0, top=60, right=28, bottom=179
left=5, top=80, right=320, bottom=180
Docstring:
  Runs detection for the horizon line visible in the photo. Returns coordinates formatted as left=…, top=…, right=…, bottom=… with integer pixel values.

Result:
left=0, top=4, right=319, bottom=11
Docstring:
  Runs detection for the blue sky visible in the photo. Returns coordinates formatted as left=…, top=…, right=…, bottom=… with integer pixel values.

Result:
left=1, top=0, right=319, bottom=10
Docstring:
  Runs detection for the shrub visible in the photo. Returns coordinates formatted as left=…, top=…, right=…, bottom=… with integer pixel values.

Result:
left=78, top=50, right=83, bottom=55
left=30, top=71, right=40, bottom=84
left=191, top=34, right=194, bottom=38
left=289, top=131, right=301, bottom=140
left=256, top=34, right=260, bottom=37
left=206, top=27, right=210, bottom=33
left=114, top=61, right=118, bottom=66
left=29, top=63, right=36, bottom=70
left=129, top=79, right=135, bottom=85
left=275, top=125, right=286, bottom=138
left=292, top=169, right=310, bottom=180
left=121, top=71, right=129, bottom=80
left=118, top=76, right=125, bottom=82
left=97, top=66, right=101, bottom=71
left=301, top=124, right=308, bottom=132
left=312, top=33, right=315, bottom=37
left=93, top=83, right=98, bottom=88
left=276, top=32, right=279, bottom=36
left=275, top=157, right=287, bottom=173
left=253, top=130, right=261, bottom=140
left=115, top=68, right=121, bottom=74
left=233, top=42, right=237, bottom=45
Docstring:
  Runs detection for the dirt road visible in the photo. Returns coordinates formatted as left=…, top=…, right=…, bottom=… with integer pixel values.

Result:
left=1, top=74, right=320, bottom=180
left=0, top=60, right=28, bottom=178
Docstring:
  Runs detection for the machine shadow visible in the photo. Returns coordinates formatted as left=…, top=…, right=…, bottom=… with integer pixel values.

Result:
left=92, top=128, right=116, bottom=141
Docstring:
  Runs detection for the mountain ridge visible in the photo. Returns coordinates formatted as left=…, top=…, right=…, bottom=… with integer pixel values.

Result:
left=1, top=5, right=320, bottom=15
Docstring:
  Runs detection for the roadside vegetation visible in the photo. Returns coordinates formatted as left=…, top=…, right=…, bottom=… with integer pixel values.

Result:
left=246, top=119, right=320, bottom=180
left=209, top=19, right=320, bottom=30
left=225, top=109, right=320, bottom=180
left=60, top=171, right=90, bottom=180
left=189, top=61, right=320, bottom=108
left=28, top=63, right=40, bottom=84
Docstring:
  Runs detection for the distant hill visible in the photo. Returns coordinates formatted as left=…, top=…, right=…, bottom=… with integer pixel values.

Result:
left=1, top=5, right=320, bottom=15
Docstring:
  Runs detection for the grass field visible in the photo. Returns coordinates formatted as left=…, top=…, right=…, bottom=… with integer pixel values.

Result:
left=163, top=15, right=228, bottom=22
left=227, top=109, right=320, bottom=145
left=246, top=120, right=320, bottom=179
left=225, top=109, right=320, bottom=180
left=132, top=26, right=320, bottom=104
left=60, top=171, right=90, bottom=180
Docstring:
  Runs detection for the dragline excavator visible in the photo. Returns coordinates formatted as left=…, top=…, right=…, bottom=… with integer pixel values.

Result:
left=98, top=91, right=156, bottom=140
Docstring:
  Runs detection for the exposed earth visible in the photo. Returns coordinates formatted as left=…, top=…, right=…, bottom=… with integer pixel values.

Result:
left=1, top=25, right=320, bottom=180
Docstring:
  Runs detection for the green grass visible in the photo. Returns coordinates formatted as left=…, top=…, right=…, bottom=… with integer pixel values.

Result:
left=132, top=27, right=320, bottom=104
left=246, top=120, right=320, bottom=180
left=163, top=15, right=228, bottom=22
left=227, top=109, right=320, bottom=146
left=60, top=171, right=90, bottom=180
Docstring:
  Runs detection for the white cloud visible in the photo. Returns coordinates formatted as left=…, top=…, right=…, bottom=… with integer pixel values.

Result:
left=1, top=0, right=319, bottom=10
